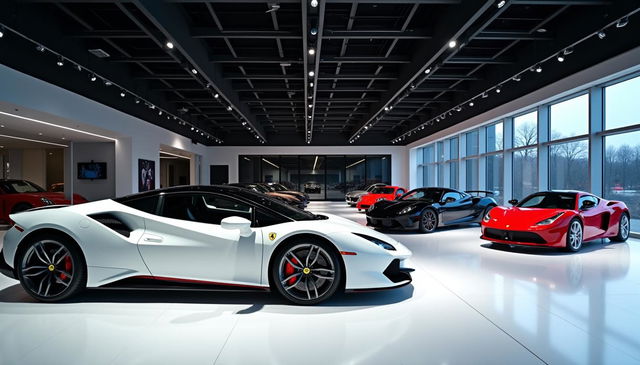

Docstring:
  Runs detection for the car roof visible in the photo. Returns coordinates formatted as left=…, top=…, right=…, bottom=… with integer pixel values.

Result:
left=115, top=185, right=255, bottom=201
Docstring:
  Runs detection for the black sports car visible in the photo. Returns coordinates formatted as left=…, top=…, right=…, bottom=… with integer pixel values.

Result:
left=366, top=187, right=498, bottom=233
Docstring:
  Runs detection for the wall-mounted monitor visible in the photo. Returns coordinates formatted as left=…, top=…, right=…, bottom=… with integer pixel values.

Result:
left=78, top=162, right=107, bottom=180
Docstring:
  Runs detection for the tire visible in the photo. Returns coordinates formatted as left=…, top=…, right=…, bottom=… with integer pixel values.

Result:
left=11, top=203, right=33, bottom=214
left=271, top=239, right=342, bottom=305
left=565, top=219, right=583, bottom=252
left=16, top=233, right=86, bottom=302
left=610, top=212, right=630, bottom=242
left=418, top=209, right=438, bottom=233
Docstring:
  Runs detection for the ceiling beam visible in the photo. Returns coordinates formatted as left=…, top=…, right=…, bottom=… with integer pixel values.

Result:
left=323, top=30, right=431, bottom=40
left=132, top=0, right=266, bottom=140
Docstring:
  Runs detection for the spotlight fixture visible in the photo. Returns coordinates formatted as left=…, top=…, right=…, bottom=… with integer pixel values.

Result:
left=308, top=104, right=313, bottom=108
left=482, top=92, right=488, bottom=98
left=497, top=0, right=506, bottom=8
left=104, top=80, right=112, bottom=86
left=536, top=28, right=547, bottom=33
left=120, top=90, right=126, bottom=98
left=166, top=41, right=174, bottom=49
left=0, top=28, right=3, bottom=38
left=36, top=45, right=45, bottom=52
left=469, top=101, right=474, bottom=107
left=512, top=75, right=521, bottom=82
left=56, top=57, right=64, bottom=67
left=226, top=105, right=232, bottom=111
left=90, top=74, right=97, bottom=82
left=310, top=82, right=314, bottom=87
left=456, top=106, right=462, bottom=112
left=410, top=83, right=416, bottom=89
left=563, top=47, right=574, bottom=55
left=424, top=67, right=431, bottom=74
left=191, top=68, right=198, bottom=74
left=214, top=93, right=219, bottom=98
left=158, top=110, right=163, bottom=116
left=75, top=65, right=82, bottom=72
left=310, top=27, right=318, bottom=36
left=535, top=64, right=542, bottom=73
left=557, top=53, right=565, bottom=62
left=308, top=48, right=316, bottom=55
left=448, top=40, right=457, bottom=48
left=496, top=86, right=501, bottom=93
left=597, top=30, right=606, bottom=39
left=308, top=71, right=315, bottom=77
left=150, top=104, right=155, bottom=109
left=616, top=17, right=629, bottom=28
left=311, top=0, right=318, bottom=7
left=308, top=115, right=312, bottom=119
left=384, top=106, right=390, bottom=111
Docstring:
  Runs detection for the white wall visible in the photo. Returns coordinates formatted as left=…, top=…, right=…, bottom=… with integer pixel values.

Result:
left=208, top=145, right=409, bottom=188
left=0, top=64, right=212, bottom=197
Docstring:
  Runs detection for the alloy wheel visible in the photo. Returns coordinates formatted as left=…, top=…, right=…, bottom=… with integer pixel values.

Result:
left=569, top=221, right=583, bottom=250
left=422, top=210, right=437, bottom=231
left=620, top=214, right=630, bottom=240
left=20, top=240, right=74, bottom=298
left=278, top=243, right=336, bottom=302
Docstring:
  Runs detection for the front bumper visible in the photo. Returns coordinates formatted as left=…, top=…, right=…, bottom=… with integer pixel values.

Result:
left=347, top=259, right=413, bottom=292
left=0, top=250, right=15, bottom=279
left=366, top=215, right=419, bottom=230
left=480, top=225, right=567, bottom=248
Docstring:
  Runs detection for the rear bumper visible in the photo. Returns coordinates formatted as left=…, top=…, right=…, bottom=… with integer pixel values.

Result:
left=366, top=216, right=419, bottom=230
left=0, top=250, right=15, bottom=279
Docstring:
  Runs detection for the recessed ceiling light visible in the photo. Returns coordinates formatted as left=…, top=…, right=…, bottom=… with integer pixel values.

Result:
left=497, top=0, right=506, bottom=8
left=191, top=68, right=198, bottom=74
left=214, top=93, right=219, bottom=98
left=536, top=28, right=547, bottom=33
left=311, top=0, right=318, bottom=7
left=448, top=40, right=457, bottom=48
left=308, top=71, right=315, bottom=77
left=38, top=132, right=43, bottom=136
left=424, top=67, right=431, bottom=74
left=308, top=48, right=316, bottom=55
left=166, top=41, right=174, bottom=49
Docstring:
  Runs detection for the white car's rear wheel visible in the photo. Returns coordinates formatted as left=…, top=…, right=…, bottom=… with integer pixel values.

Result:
left=16, top=234, right=86, bottom=302
left=272, top=240, right=342, bottom=305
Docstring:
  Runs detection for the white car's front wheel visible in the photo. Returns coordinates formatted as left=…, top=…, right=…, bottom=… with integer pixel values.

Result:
left=16, top=234, right=86, bottom=302
left=271, top=240, right=342, bottom=305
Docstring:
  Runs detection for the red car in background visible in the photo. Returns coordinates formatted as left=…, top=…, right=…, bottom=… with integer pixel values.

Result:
left=481, top=191, right=630, bottom=252
left=356, top=185, right=407, bottom=211
left=0, top=179, right=88, bottom=224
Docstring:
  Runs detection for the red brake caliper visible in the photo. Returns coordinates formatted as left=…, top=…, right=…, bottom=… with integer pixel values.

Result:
left=285, top=257, right=299, bottom=285
left=60, top=256, right=72, bottom=280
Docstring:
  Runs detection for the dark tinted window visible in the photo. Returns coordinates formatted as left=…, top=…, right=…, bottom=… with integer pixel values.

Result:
left=371, top=187, right=395, bottom=194
left=255, top=208, right=287, bottom=227
left=0, top=180, right=45, bottom=194
left=518, top=192, right=576, bottom=209
left=161, top=193, right=252, bottom=224
left=120, top=196, right=159, bottom=214
left=401, top=189, right=443, bottom=201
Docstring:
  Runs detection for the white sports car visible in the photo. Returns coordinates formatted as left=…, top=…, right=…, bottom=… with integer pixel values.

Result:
left=0, top=186, right=413, bottom=305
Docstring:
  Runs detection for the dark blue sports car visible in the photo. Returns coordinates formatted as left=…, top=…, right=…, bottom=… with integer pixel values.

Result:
left=366, top=187, right=498, bottom=233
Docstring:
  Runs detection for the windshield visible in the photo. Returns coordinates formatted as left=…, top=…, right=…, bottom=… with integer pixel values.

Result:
left=518, top=192, right=576, bottom=209
left=371, top=187, right=394, bottom=194
left=0, top=180, right=46, bottom=194
left=401, top=188, right=443, bottom=201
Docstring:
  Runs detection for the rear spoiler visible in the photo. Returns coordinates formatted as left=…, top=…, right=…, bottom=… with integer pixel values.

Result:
left=465, top=190, right=495, bottom=197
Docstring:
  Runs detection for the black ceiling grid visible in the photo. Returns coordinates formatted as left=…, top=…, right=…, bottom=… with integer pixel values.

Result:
left=1, top=0, right=639, bottom=146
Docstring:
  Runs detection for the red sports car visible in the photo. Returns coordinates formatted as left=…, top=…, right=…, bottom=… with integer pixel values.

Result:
left=481, top=190, right=630, bottom=252
left=356, top=185, right=407, bottom=211
left=0, top=179, right=88, bottom=224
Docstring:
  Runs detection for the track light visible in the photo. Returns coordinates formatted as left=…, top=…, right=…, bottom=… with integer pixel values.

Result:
left=56, top=57, right=64, bottom=67
left=456, top=106, right=462, bottom=112
left=512, top=75, right=521, bottom=82
left=535, top=64, right=542, bottom=73
left=597, top=30, right=606, bottom=39
left=226, top=105, right=232, bottom=111
left=557, top=53, right=565, bottom=62
left=104, top=80, right=112, bottom=86
left=616, top=17, right=628, bottom=28
left=308, top=71, right=315, bottom=77
left=0, top=28, right=3, bottom=38
left=482, top=92, right=488, bottom=98
left=308, top=104, right=313, bottom=108
left=469, top=101, right=474, bottom=107
left=158, top=110, right=163, bottom=115
left=497, top=0, right=506, bottom=8
left=424, top=67, right=431, bottom=74
left=120, top=90, right=126, bottom=98
left=311, top=0, right=318, bottom=7
left=166, top=41, right=174, bottom=49
left=191, top=68, right=198, bottom=74
left=448, top=40, right=457, bottom=48
left=310, top=82, right=314, bottom=87
left=214, top=93, right=219, bottom=98
left=135, top=98, right=140, bottom=104
left=310, top=27, right=318, bottom=36
left=36, top=45, right=45, bottom=52
left=308, top=48, right=315, bottom=55
left=410, top=83, right=416, bottom=89
left=90, top=74, right=97, bottom=82
left=496, top=86, right=501, bottom=93
left=384, top=106, right=390, bottom=111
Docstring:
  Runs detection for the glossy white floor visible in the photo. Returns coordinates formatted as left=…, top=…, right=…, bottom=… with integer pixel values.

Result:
left=1, top=202, right=639, bottom=365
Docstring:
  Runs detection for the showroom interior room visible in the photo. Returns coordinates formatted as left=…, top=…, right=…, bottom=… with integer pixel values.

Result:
left=1, top=0, right=640, bottom=364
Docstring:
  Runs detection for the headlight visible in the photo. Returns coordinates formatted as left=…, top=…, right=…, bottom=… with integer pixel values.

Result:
left=40, top=197, right=54, bottom=205
left=399, top=205, right=417, bottom=215
left=483, top=210, right=491, bottom=223
left=535, top=212, right=564, bottom=225
left=352, top=232, right=396, bottom=250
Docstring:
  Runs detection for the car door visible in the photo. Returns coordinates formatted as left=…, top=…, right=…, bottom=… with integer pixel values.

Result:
left=138, top=192, right=264, bottom=285
left=578, top=194, right=604, bottom=239
left=441, top=192, right=474, bottom=223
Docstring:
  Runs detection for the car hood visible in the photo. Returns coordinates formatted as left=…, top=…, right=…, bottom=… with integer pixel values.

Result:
left=486, top=206, right=570, bottom=228
left=368, top=199, right=433, bottom=216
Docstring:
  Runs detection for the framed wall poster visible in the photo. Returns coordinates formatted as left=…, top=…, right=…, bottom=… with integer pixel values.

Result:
left=138, top=159, right=156, bottom=192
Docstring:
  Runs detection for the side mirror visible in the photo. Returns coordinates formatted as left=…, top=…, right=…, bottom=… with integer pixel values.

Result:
left=221, top=216, right=253, bottom=237
left=508, top=199, right=518, bottom=206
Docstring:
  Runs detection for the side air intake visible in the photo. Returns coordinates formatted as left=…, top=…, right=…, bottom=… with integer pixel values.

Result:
left=88, top=213, right=133, bottom=238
